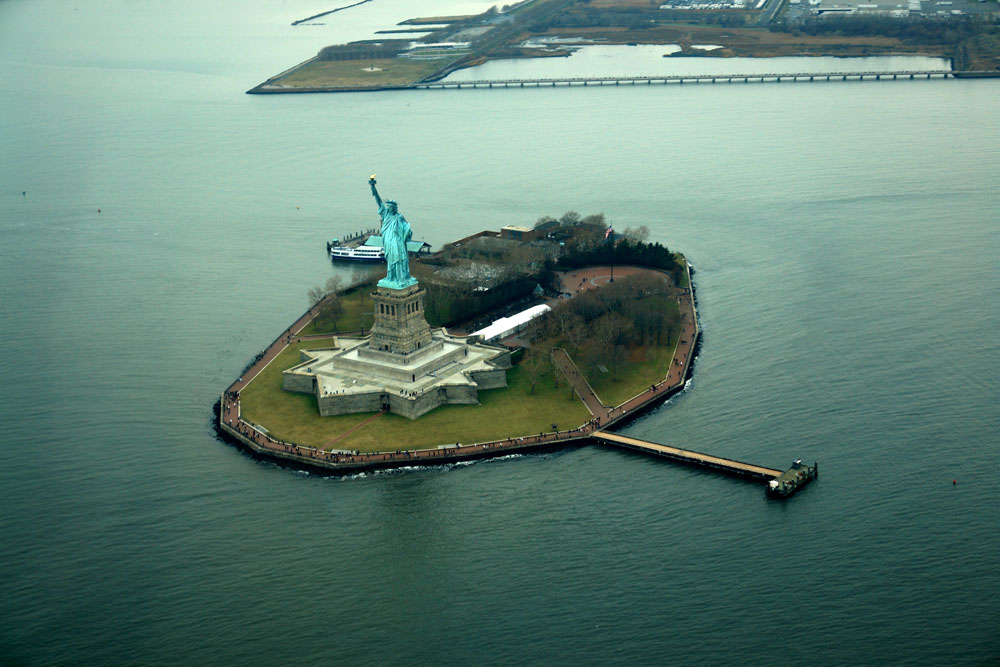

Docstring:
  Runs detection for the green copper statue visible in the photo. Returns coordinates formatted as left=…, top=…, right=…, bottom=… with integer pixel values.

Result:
left=370, top=176, right=417, bottom=290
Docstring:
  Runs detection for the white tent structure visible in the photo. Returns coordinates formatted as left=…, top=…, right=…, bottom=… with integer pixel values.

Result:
left=472, top=304, right=551, bottom=342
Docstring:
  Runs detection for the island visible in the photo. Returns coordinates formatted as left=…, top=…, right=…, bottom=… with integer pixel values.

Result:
left=215, top=179, right=817, bottom=496
left=248, top=0, right=1000, bottom=94
left=217, top=180, right=697, bottom=463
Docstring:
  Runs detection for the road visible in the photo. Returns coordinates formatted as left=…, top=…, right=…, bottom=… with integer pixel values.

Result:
left=758, top=0, right=787, bottom=26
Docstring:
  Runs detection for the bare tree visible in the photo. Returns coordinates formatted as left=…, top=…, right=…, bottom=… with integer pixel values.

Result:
left=622, top=224, right=650, bottom=243
left=307, top=285, right=324, bottom=309
left=560, top=211, right=581, bottom=226
left=324, top=275, right=343, bottom=294
left=521, top=347, right=547, bottom=394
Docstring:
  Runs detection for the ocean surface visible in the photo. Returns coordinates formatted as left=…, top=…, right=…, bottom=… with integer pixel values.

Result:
left=1, top=1, right=998, bottom=664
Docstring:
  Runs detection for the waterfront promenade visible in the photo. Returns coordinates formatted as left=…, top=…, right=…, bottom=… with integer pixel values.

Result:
left=217, top=263, right=702, bottom=472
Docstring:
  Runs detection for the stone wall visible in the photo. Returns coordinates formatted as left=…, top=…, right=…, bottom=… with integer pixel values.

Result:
left=470, top=368, right=508, bottom=390
left=341, top=341, right=466, bottom=383
left=283, top=372, right=315, bottom=394
left=318, top=390, right=382, bottom=416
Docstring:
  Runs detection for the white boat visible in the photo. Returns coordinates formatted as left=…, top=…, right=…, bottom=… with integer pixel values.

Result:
left=327, top=235, right=432, bottom=263
left=328, top=243, right=385, bottom=262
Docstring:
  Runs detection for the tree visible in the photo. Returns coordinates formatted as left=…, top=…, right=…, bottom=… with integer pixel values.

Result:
left=307, top=286, right=324, bottom=309
left=521, top=347, right=547, bottom=394
left=548, top=306, right=585, bottom=354
left=622, top=224, right=650, bottom=243
left=314, top=294, right=343, bottom=332
left=560, top=211, right=581, bottom=226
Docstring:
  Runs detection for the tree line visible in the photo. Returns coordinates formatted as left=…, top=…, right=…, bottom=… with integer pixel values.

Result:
left=773, top=15, right=996, bottom=46
left=557, top=237, right=681, bottom=285
left=318, top=41, right=408, bottom=61
left=522, top=273, right=682, bottom=392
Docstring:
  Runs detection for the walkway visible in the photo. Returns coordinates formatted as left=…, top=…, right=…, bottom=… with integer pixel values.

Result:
left=552, top=348, right=607, bottom=421
left=593, top=432, right=782, bottom=480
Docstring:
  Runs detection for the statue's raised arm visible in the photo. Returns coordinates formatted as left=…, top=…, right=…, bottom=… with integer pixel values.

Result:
left=369, top=175, right=383, bottom=210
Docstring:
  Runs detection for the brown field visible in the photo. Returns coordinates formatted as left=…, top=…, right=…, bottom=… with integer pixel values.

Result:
left=533, top=24, right=946, bottom=58
left=401, top=15, right=476, bottom=25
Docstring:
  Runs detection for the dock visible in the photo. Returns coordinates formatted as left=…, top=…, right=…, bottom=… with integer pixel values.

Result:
left=767, top=460, right=818, bottom=498
left=593, top=431, right=816, bottom=497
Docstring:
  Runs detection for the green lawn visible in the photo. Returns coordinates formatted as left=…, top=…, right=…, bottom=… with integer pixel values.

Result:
left=299, top=285, right=376, bottom=336
left=585, top=339, right=678, bottom=407
left=277, top=58, right=443, bottom=89
left=240, top=341, right=590, bottom=452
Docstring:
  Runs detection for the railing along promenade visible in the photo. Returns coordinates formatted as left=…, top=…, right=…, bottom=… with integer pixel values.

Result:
left=415, top=70, right=953, bottom=89
left=217, top=263, right=710, bottom=475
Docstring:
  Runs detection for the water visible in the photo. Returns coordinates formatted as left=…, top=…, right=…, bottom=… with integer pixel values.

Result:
left=2, top=1, right=999, bottom=664
left=442, top=44, right=950, bottom=81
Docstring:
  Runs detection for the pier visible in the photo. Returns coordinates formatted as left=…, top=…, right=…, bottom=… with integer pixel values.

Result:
left=415, top=70, right=953, bottom=90
left=593, top=432, right=817, bottom=497
left=593, top=432, right=782, bottom=480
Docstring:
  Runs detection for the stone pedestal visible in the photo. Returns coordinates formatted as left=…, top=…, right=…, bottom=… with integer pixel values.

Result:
left=364, top=283, right=433, bottom=358
left=282, top=280, right=511, bottom=419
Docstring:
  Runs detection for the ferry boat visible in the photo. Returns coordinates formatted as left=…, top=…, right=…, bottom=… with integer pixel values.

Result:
left=328, top=243, right=385, bottom=262
left=327, top=235, right=432, bottom=263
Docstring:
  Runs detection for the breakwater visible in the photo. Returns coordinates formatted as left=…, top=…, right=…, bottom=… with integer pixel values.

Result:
left=291, top=0, right=372, bottom=26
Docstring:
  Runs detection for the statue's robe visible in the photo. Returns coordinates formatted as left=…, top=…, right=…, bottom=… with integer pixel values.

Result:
left=379, top=203, right=412, bottom=284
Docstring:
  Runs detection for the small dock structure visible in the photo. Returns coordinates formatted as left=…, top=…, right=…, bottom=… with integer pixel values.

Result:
left=767, top=460, right=818, bottom=498
left=593, top=432, right=816, bottom=498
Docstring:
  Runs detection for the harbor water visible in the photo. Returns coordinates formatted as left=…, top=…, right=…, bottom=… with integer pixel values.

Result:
left=1, top=1, right=998, bottom=664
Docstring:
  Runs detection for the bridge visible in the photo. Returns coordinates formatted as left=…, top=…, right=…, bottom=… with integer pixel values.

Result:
left=415, top=70, right=953, bottom=89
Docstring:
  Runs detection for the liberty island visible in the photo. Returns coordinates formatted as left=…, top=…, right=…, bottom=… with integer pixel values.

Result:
left=215, top=178, right=812, bottom=495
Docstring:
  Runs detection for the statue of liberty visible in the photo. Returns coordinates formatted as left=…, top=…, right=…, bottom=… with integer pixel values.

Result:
left=370, top=176, right=417, bottom=290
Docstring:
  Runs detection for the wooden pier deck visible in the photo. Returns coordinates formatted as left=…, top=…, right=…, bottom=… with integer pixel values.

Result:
left=593, top=431, right=783, bottom=481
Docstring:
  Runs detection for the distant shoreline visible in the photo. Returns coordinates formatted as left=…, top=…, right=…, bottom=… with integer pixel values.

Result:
left=247, top=67, right=993, bottom=95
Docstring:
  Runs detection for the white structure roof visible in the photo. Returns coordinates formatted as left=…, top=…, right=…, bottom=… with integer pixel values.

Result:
left=472, top=304, right=551, bottom=342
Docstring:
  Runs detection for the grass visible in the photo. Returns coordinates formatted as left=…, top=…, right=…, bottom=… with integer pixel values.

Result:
left=299, top=284, right=376, bottom=336
left=585, top=338, right=678, bottom=408
left=276, top=58, right=444, bottom=89
left=240, top=342, right=590, bottom=452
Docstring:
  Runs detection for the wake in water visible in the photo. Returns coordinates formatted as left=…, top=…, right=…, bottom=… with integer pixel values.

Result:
left=333, top=453, right=530, bottom=481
